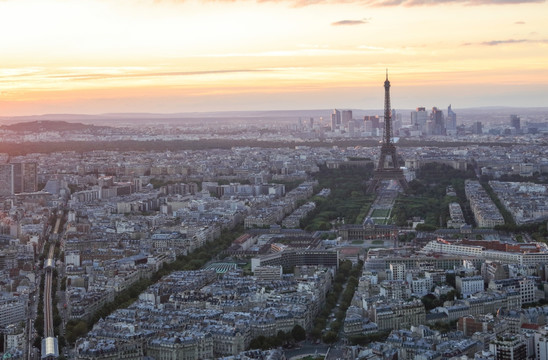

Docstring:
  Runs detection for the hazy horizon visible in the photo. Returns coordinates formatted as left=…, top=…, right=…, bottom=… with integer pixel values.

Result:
left=2, top=105, right=547, bottom=118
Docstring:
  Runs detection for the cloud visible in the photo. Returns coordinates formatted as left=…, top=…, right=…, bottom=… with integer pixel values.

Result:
left=480, top=38, right=548, bottom=45
left=482, top=39, right=528, bottom=45
left=514, top=21, right=526, bottom=24
left=331, top=19, right=369, bottom=26
left=461, top=38, right=548, bottom=46
left=48, top=69, right=270, bottom=81
left=363, top=0, right=544, bottom=5
left=154, top=0, right=545, bottom=6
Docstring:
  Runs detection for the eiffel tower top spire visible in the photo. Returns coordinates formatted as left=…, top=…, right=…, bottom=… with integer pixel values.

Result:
left=384, top=69, right=392, bottom=146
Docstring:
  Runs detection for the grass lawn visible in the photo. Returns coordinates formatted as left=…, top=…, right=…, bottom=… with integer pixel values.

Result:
left=371, top=208, right=390, bottom=218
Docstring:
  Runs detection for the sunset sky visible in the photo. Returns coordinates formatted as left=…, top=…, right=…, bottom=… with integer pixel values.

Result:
left=0, top=0, right=547, bottom=116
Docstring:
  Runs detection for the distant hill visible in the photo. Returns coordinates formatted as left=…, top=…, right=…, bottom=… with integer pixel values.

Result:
left=1, top=120, right=111, bottom=132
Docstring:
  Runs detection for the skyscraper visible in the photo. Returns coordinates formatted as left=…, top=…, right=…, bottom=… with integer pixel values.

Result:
left=472, top=121, right=483, bottom=135
left=0, top=165, right=14, bottom=197
left=430, top=107, right=445, bottom=135
left=20, top=162, right=38, bottom=193
left=342, top=110, right=352, bottom=128
left=510, top=114, right=520, bottom=132
left=364, top=115, right=380, bottom=135
left=331, top=109, right=341, bottom=131
left=446, top=105, right=457, bottom=132
left=410, top=107, right=427, bottom=134
left=0, top=162, right=38, bottom=195
left=330, top=116, right=337, bottom=132
left=11, top=163, right=22, bottom=194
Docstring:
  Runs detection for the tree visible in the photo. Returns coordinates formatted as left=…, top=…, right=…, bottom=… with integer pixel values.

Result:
left=249, top=336, right=266, bottom=350
left=53, top=314, right=62, bottom=328
left=348, top=331, right=390, bottom=345
left=35, top=315, right=44, bottom=337
left=421, top=294, right=441, bottom=311
left=446, top=273, right=456, bottom=288
left=443, top=290, right=457, bottom=302
left=322, top=331, right=338, bottom=343
left=407, top=179, right=426, bottom=195
left=310, top=327, right=322, bottom=339
left=291, top=325, right=306, bottom=342
left=430, top=320, right=457, bottom=333
left=66, top=320, right=88, bottom=344
left=276, top=330, right=289, bottom=345
left=415, top=223, right=437, bottom=231
left=58, top=336, right=66, bottom=350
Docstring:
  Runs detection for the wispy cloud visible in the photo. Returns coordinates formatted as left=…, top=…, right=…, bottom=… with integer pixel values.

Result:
left=480, top=38, right=548, bottom=45
left=154, top=0, right=545, bottom=6
left=331, top=19, right=369, bottom=26
left=0, top=67, right=273, bottom=90
left=362, top=0, right=544, bottom=6
left=462, top=38, right=548, bottom=46
left=48, top=69, right=270, bottom=81
left=189, top=49, right=362, bottom=57
left=514, top=21, right=525, bottom=24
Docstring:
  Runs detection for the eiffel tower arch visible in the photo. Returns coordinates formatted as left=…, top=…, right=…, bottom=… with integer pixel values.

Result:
left=366, top=71, right=409, bottom=194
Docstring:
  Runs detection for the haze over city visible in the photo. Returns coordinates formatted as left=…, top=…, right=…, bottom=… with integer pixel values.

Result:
left=2, top=1, right=548, bottom=360
left=1, top=0, right=548, bottom=116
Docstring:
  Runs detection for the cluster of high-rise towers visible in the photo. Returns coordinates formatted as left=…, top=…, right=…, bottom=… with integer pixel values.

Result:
left=409, top=105, right=457, bottom=136
left=0, top=162, right=38, bottom=197
left=327, top=105, right=457, bottom=137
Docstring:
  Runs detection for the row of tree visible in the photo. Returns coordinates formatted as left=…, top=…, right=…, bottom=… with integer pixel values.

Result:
left=495, top=221, right=548, bottom=242
left=65, top=224, right=245, bottom=345
left=0, top=137, right=518, bottom=157
left=308, top=260, right=363, bottom=343
left=322, top=260, right=363, bottom=343
left=479, top=180, right=516, bottom=226
left=248, top=325, right=306, bottom=350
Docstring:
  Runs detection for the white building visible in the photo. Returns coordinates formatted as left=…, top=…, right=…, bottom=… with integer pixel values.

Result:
left=389, top=263, right=406, bottom=281
left=0, top=296, right=26, bottom=328
left=411, top=277, right=433, bottom=297
left=422, top=240, right=484, bottom=257
left=456, top=276, right=484, bottom=298
left=254, top=266, right=282, bottom=281
left=65, top=250, right=81, bottom=267
left=518, top=277, right=536, bottom=304
left=3, top=324, right=25, bottom=351
left=534, top=327, right=548, bottom=360
left=380, top=280, right=410, bottom=300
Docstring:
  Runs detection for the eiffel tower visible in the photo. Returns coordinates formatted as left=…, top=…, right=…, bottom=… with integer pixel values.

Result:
left=366, top=71, right=409, bottom=194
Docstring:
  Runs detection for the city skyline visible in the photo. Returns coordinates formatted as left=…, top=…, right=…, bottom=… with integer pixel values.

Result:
left=0, top=0, right=547, bottom=116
